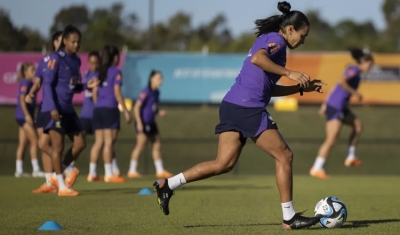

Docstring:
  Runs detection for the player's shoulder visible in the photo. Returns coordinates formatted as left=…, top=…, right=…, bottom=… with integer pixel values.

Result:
left=262, top=32, right=286, bottom=45
left=345, top=65, right=360, bottom=77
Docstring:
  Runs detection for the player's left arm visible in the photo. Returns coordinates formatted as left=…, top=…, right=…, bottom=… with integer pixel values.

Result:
left=271, top=80, right=326, bottom=97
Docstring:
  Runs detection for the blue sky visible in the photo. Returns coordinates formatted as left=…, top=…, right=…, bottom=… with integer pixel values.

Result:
left=1, top=0, right=385, bottom=38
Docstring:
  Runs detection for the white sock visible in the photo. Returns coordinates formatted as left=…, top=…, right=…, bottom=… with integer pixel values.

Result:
left=31, top=159, right=40, bottom=172
left=16, top=160, right=23, bottom=173
left=129, top=160, right=138, bottom=173
left=167, top=173, right=186, bottom=190
left=56, top=174, right=67, bottom=190
left=104, top=163, right=113, bottom=177
left=282, top=201, right=296, bottom=221
left=69, top=160, right=75, bottom=168
left=347, top=146, right=356, bottom=160
left=45, top=173, right=52, bottom=185
left=63, top=164, right=74, bottom=174
left=89, top=163, right=97, bottom=176
left=112, top=158, right=120, bottom=172
left=312, top=157, right=326, bottom=170
left=154, top=159, right=164, bottom=173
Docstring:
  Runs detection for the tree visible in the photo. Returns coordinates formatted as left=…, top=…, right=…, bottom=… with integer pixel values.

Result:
left=49, top=5, right=90, bottom=34
left=382, top=0, right=400, bottom=50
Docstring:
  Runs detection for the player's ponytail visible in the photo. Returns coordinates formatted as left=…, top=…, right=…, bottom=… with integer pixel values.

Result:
left=254, top=1, right=309, bottom=37
left=147, top=69, right=161, bottom=89
left=349, top=48, right=373, bottom=64
left=51, top=31, right=63, bottom=51
left=98, top=45, right=120, bottom=86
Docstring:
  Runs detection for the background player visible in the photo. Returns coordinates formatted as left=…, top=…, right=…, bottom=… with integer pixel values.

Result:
left=310, top=48, right=373, bottom=179
left=39, top=25, right=86, bottom=196
left=14, top=62, right=44, bottom=178
left=90, top=45, right=131, bottom=183
left=128, top=70, right=171, bottom=179
left=153, top=1, right=326, bottom=230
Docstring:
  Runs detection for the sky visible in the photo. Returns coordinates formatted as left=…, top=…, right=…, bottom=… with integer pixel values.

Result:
left=0, top=0, right=386, bottom=38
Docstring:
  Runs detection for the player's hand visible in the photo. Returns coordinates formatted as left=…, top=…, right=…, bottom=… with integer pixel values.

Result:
left=355, top=93, right=363, bottom=102
left=136, top=122, right=143, bottom=133
left=318, top=103, right=326, bottom=117
left=303, top=79, right=327, bottom=93
left=25, top=94, right=33, bottom=104
left=87, top=78, right=99, bottom=88
left=50, top=110, right=60, bottom=121
left=287, top=70, right=310, bottom=88
left=25, top=116, right=34, bottom=125
left=158, top=110, right=167, bottom=117
left=124, top=110, right=132, bottom=124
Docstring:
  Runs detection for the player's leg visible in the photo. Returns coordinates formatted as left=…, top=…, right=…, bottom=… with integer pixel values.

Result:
left=310, top=119, right=342, bottom=179
left=15, top=127, right=29, bottom=177
left=22, top=122, right=43, bottom=177
left=150, top=134, right=172, bottom=178
left=252, top=129, right=319, bottom=230
left=128, top=132, right=148, bottom=178
left=63, top=131, right=86, bottom=187
left=111, top=130, right=120, bottom=176
left=103, top=129, right=124, bottom=183
left=88, top=129, right=104, bottom=181
left=342, top=110, right=362, bottom=167
left=153, top=131, right=243, bottom=215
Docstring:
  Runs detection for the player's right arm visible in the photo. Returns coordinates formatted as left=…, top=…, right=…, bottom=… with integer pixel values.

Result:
left=133, top=89, right=148, bottom=133
left=338, top=68, right=362, bottom=101
left=19, top=80, right=33, bottom=125
left=43, top=55, right=60, bottom=121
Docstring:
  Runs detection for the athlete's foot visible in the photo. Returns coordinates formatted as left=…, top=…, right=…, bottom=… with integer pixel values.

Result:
left=32, top=171, right=45, bottom=178
left=87, top=174, right=102, bottom=182
left=282, top=212, right=320, bottom=230
left=32, top=184, right=57, bottom=193
left=344, top=158, right=362, bottom=167
left=104, top=175, right=125, bottom=183
left=309, top=168, right=330, bottom=179
left=127, top=171, right=142, bottom=179
left=15, top=172, right=31, bottom=178
left=156, top=171, right=173, bottom=179
left=58, top=188, right=79, bottom=197
left=113, top=169, right=120, bottom=177
left=153, top=179, right=174, bottom=215
left=65, top=167, right=80, bottom=187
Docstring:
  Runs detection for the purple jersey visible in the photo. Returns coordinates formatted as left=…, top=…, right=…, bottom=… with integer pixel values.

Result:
left=326, top=66, right=361, bottom=110
left=138, top=87, right=159, bottom=124
left=15, top=78, right=36, bottom=119
left=80, top=71, right=97, bottom=118
left=41, top=49, right=82, bottom=113
left=94, top=66, right=122, bottom=109
left=34, top=55, right=50, bottom=82
left=223, top=32, right=287, bottom=107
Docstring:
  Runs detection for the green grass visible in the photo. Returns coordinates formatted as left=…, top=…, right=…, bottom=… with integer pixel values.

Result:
left=1, top=176, right=400, bottom=234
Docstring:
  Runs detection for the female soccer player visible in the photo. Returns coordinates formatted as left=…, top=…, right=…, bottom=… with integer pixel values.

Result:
left=128, top=70, right=171, bottom=179
left=14, top=62, right=44, bottom=178
left=310, top=48, right=373, bottom=179
left=90, top=45, right=131, bottom=183
left=153, top=2, right=326, bottom=230
left=39, top=25, right=87, bottom=196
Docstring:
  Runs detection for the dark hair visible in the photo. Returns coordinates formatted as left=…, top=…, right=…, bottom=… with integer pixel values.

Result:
left=59, top=24, right=81, bottom=49
left=350, top=48, right=373, bottom=64
left=88, top=51, right=100, bottom=60
left=254, top=1, right=309, bottom=37
left=98, top=45, right=120, bottom=85
left=17, top=62, right=34, bottom=81
left=147, top=70, right=161, bottom=89
left=51, top=31, right=63, bottom=51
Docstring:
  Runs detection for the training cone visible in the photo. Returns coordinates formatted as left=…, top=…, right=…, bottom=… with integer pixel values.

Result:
left=138, top=188, right=153, bottom=195
left=38, top=221, right=63, bottom=231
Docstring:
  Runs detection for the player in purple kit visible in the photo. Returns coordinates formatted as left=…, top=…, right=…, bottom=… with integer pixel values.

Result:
left=38, top=25, right=86, bottom=196
left=310, top=49, right=373, bottom=179
left=153, top=2, right=327, bottom=230
left=14, top=62, right=44, bottom=178
left=90, top=45, right=131, bottom=183
left=128, top=70, right=172, bottom=179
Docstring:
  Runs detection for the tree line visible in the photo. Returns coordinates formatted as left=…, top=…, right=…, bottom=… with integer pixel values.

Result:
left=1, top=0, right=399, bottom=53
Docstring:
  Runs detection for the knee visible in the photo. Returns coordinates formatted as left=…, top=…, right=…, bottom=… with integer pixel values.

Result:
left=152, top=141, right=161, bottom=151
left=214, top=160, right=235, bottom=175
left=354, top=121, right=363, bottom=134
left=38, top=138, right=47, bottom=151
left=276, top=148, right=293, bottom=165
left=75, top=139, right=86, bottom=152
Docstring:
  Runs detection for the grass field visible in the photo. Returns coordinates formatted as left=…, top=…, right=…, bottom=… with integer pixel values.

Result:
left=1, top=176, right=400, bottom=234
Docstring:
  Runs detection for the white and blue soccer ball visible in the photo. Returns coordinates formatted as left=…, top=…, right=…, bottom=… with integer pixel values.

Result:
left=314, top=196, right=347, bottom=228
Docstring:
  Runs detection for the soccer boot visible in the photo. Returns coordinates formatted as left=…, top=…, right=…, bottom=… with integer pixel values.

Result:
left=153, top=179, right=174, bottom=215
left=282, top=212, right=320, bottom=230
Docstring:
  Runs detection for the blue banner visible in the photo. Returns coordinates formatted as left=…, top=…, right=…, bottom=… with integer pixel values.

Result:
left=122, top=53, right=246, bottom=103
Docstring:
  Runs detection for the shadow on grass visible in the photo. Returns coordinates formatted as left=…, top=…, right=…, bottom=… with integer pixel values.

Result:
left=78, top=184, right=270, bottom=195
left=184, top=219, right=400, bottom=229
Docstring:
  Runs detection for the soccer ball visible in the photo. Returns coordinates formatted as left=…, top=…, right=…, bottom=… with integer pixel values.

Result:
left=314, top=196, right=347, bottom=228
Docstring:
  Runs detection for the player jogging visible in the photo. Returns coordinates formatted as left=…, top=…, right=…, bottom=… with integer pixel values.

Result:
left=153, top=1, right=326, bottom=230
left=310, top=48, right=373, bottom=179
left=128, top=70, right=172, bottom=179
